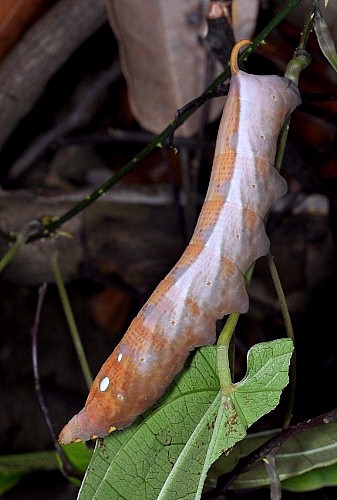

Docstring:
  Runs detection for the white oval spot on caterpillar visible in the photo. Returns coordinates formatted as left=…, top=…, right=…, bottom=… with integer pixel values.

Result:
left=235, top=233, right=241, bottom=239
left=138, top=356, right=145, bottom=362
left=205, top=280, right=212, bottom=287
left=259, top=134, right=265, bottom=140
left=251, top=184, right=256, bottom=189
left=169, top=319, right=177, bottom=326
left=117, top=393, right=124, bottom=401
left=117, top=353, right=123, bottom=363
left=99, top=376, right=110, bottom=392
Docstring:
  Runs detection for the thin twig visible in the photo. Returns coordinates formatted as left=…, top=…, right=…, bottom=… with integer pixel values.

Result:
left=0, top=220, right=40, bottom=272
left=31, top=283, right=82, bottom=480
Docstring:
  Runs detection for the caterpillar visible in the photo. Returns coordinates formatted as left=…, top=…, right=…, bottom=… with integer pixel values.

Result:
left=59, top=40, right=301, bottom=445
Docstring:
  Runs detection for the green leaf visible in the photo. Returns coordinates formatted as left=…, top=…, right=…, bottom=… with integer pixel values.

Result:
left=0, top=450, right=59, bottom=473
left=232, top=422, right=337, bottom=489
left=0, top=450, right=59, bottom=495
left=209, top=421, right=337, bottom=490
left=314, top=7, right=337, bottom=72
left=0, top=472, right=23, bottom=495
left=282, top=462, right=337, bottom=491
left=79, top=339, right=293, bottom=499
left=0, top=444, right=92, bottom=494
left=61, top=442, right=93, bottom=476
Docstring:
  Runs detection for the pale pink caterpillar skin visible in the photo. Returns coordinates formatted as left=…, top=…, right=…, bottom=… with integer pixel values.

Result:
left=59, top=42, right=301, bottom=445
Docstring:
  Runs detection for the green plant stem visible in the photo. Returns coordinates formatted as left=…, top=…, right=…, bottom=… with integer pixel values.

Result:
left=269, top=18, right=311, bottom=431
left=217, top=313, right=239, bottom=390
left=0, top=221, right=39, bottom=272
left=0, top=238, right=23, bottom=272
left=298, top=3, right=315, bottom=52
left=267, top=254, right=295, bottom=346
left=267, top=253, right=296, bottom=429
left=274, top=52, right=311, bottom=174
left=217, top=265, right=255, bottom=347
left=51, top=251, right=93, bottom=390
left=216, top=265, right=255, bottom=388
left=24, top=0, right=303, bottom=244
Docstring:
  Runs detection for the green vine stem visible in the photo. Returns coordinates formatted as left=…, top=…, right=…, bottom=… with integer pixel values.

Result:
left=19, top=0, right=303, bottom=244
left=270, top=36, right=311, bottom=431
left=216, top=264, right=255, bottom=388
left=0, top=220, right=40, bottom=272
left=51, top=250, right=93, bottom=390
left=217, top=313, right=240, bottom=392
left=267, top=253, right=296, bottom=430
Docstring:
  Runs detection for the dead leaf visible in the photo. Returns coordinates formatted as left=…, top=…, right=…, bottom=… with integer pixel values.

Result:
left=106, top=0, right=224, bottom=137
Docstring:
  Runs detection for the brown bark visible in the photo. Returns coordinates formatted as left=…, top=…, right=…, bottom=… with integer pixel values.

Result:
left=0, top=0, right=107, bottom=149
left=0, top=0, right=49, bottom=60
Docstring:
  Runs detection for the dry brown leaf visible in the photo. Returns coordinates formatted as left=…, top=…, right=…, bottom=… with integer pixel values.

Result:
left=106, top=0, right=225, bottom=137
left=232, top=0, right=259, bottom=41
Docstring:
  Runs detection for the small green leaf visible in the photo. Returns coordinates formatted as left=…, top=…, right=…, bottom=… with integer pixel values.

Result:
left=58, top=442, right=93, bottom=486
left=234, top=338, right=294, bottom=428
left=314, top=7, right=337, bottom=72
left=62, top=442, right=93, bottom=475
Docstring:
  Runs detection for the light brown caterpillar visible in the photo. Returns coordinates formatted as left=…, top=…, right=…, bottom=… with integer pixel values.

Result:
left=59, top=40, right=301, bottom=445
